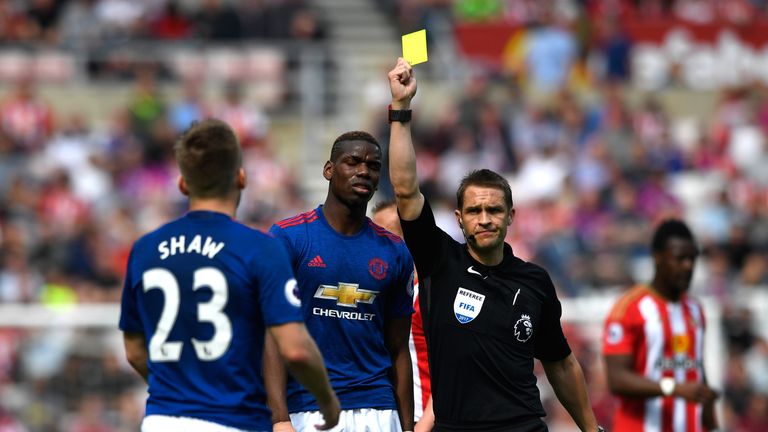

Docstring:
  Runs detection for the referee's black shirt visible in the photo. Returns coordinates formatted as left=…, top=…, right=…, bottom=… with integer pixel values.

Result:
left=401, top=201, right=572, bottom=432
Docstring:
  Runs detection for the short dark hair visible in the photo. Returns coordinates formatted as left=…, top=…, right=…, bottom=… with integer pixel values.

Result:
left=371, top=199, right=396, bottom=215
left=456, top=169, right=513, bottom=211
left=330, top=131, right=380, bottom=162
left=651, top=219, right=696, bottom=252
left=174, top=119, right=242, bottom=198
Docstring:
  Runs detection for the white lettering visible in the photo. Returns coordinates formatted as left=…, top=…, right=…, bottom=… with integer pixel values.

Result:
left=312, top=307, right=375, bottom=321
left=187, top=235, right=202, bottom=254
left=170, top=235, right=185, bottom=256
left=159, top=235, right=225, bottom=260
left=158, top=241, right=170, bottom=260
left=202, top=237, right=225, bottom=259
left=633, top=28, right=768, bottom=90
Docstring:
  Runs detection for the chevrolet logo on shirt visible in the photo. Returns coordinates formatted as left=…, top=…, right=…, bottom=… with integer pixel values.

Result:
left=314, top=283, right=378, bottom=307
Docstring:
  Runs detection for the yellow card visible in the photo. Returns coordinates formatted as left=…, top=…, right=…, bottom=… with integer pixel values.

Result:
left=402, top=29, right=428, bottom=65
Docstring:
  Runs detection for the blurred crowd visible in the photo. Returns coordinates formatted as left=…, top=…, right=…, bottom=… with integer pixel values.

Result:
left=1, top=0, right=768, bottom=431
left=386, top=0, right=768, bottom=28
left=0, top=0, right=325, bottom=46
left=0, top=0, right=325, bottom=82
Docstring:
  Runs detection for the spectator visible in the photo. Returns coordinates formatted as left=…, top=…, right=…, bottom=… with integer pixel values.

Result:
left=57, top=0, right=101, bottom=50
left=597, top=17, right=632, bottom=82
left=240, top=0, right=272, bottom=39
left=525, top=11, right=577, bottom=93
left=0, top=77, right=54, bottom=152
left=194, top=0, right=242, bottom=40
left=94, top=0, right=146, bottom=41
left=213, top=81, right=269, bottom=148
left=0, top=1, right=32, bottom=43
left=25, top=0, right=63, bottom=43
left=126, top=68, right=165, bottom=141
left=149, top=1, right=191, bottom=40
left=168, top=78, right=209, bottom=134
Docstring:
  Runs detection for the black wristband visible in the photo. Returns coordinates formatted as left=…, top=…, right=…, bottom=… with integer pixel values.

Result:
left=388, top=104, right=412, bottom=123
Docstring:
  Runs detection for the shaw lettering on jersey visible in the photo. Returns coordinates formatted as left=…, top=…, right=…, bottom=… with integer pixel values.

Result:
left=158, top=235, right=225, bottom=260
left=312, top=307, right=375, bottom=321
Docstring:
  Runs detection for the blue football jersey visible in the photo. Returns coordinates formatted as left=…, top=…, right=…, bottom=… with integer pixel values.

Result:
left=119, top=210, right=302, bottom=430
left=269, top=205, right=415, bottom=412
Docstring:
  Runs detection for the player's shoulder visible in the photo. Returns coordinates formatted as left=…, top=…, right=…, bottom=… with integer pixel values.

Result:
left=518, top=258, right=546, bottom=275
left=607, top=284, right=650, bottom=321
left=367, top=219, right=405, bottom=245
left=271, top=208, right=321, bottom=234
left=682, top=293, right=705, bottom=310
left=233, top=221, right=278, bottom=243
left=512, top=255, right=551, bottom=281
left=366, top=219, right=414, bottom=266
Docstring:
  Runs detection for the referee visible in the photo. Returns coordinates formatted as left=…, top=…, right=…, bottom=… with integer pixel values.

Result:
left=386, top=58, right=604, bottom=432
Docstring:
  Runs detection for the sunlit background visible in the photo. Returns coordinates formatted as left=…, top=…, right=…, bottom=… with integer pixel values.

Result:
left=1, top=0, right=768, bottom=430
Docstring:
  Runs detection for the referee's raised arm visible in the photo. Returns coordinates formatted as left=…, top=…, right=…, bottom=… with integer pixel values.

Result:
left=387, top=57, right=424, bottom=222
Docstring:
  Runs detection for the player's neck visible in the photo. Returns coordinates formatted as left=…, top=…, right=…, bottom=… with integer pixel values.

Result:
left=321, top=198, right=367, bottom=235
left=649, top=280, right=680, bottom=303
left=188, top=198, right=237, bottom=218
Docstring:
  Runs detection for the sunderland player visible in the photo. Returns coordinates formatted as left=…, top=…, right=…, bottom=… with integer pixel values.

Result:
left=265, top=131, right=415, bottom=432
left=370, top=201, right=431, bottom=428
left=119, top=119, right=339, bottom=432
left=603, top=219, right=719, bottom=432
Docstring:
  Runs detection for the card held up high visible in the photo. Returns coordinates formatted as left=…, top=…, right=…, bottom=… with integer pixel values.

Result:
left=402, top=29, right=428, bottom=65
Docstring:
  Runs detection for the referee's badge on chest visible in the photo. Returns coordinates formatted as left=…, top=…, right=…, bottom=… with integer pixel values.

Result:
left=454, top=287, right=485, bottom=324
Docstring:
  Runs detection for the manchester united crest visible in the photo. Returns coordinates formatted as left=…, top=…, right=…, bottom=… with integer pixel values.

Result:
left=368, top=257, right=388, bottom=280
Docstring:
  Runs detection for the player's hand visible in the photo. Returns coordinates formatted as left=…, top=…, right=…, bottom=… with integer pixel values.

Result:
left=674, top=382, right=719, bottom=403
left=414, top=417, right=434, bottom=432
left=315, top=393, right=341, bottom=430
left=388, top=57, right=417, bottom=110
left=273, top=421, right=296, bottom=432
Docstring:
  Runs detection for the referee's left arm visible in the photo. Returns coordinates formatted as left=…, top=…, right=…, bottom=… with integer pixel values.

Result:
left=541, top=352, right=600, bottom=432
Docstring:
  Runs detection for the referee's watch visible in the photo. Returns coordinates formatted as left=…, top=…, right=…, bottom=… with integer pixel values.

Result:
left=388, top=104, right=412, bottom=123
left=597, top=426, right=606, bottom=432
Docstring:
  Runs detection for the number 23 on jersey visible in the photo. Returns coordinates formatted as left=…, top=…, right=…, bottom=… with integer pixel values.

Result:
left=142, top=267, right=232, bottom=362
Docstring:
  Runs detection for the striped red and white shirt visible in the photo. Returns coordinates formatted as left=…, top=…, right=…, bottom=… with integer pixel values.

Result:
left=1, top=96, right=53, bottom=149
left=603, top=285, right=707, bottom=432
left=408, top=277, right=431, bottom=421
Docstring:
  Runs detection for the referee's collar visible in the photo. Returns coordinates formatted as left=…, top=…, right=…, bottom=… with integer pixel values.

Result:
left=465, top=242, right=520, bottom=274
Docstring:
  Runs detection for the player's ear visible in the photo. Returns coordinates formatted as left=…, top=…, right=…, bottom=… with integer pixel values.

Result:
left=178, top=175, right=190, bottom=196
left=508, top=207, right=515, bottom=225
left=455, top=209, right=463, bottom=229
left=237, top=167, right=246, bottom=190
left=652, top=250, right=664, bottom=268
left=323, top=160, right=333, bottom=181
